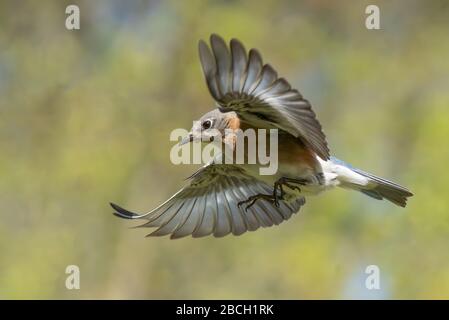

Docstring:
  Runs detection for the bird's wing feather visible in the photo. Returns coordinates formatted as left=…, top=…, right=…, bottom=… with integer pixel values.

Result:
left=111, top=163, right=305, bottom=239
left=198, top=34, right=330, bottom=160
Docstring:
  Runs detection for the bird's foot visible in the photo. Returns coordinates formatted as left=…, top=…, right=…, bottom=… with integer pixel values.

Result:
left=238, top=194, right=278, bottom=211
left=273, top=177, right=309, bottom=203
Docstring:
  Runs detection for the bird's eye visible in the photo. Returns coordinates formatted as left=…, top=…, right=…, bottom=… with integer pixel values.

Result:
left=202, top=120, right=212, bottom=130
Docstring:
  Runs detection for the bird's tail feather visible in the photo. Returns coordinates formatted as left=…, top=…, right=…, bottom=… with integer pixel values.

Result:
left=354, top=168, right=413, bottom=207
left=331, top=157, right=413, bottom=207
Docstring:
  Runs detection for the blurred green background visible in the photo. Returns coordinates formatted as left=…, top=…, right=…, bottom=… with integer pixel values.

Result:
left=0, top=0, right=448, bottom=299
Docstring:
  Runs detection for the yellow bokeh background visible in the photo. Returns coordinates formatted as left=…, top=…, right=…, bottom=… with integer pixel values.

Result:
left=1, top=0, right=449, bottom=299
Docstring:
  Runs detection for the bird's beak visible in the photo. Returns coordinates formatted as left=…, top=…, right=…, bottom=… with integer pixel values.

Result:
left=179, top=133, right=193, bottom=146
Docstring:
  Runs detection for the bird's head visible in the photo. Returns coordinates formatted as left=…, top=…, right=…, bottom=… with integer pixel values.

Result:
left=179, top=109, right=238, bottom=145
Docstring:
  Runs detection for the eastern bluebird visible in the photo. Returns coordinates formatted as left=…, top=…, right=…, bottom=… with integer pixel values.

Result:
left=111, top=34, right=413, bottom=239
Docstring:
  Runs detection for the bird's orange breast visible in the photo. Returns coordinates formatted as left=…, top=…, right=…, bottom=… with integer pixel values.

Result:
left=277, top=136, right=319, bottom=170
left=222, top=115, right=318, bottom=171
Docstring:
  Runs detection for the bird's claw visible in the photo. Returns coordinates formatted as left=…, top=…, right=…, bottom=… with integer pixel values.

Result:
left=237, top=197, right=257, bottom=212
left=284, top=182, right=301, bottom=193
left=274, top=177, right=306, bottom=198
left=238, top=194, right=278, bottom=211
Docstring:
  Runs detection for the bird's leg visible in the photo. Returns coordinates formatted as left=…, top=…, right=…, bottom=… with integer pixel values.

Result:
left=238, top=177, right=310, bottom=211
left=273, top=180, right=285, bottom=207
left=273, top=177, right=310, bottom=204
left=238, top=194, right=277, bottom=211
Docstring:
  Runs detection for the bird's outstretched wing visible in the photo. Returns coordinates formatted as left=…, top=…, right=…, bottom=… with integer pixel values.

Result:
left=198, top=34, right=330, bottom=160
left=111, top=164, right=305, bottom=239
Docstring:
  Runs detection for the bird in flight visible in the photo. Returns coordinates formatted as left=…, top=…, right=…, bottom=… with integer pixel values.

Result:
left=111, top=34, right=413, bottom=239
